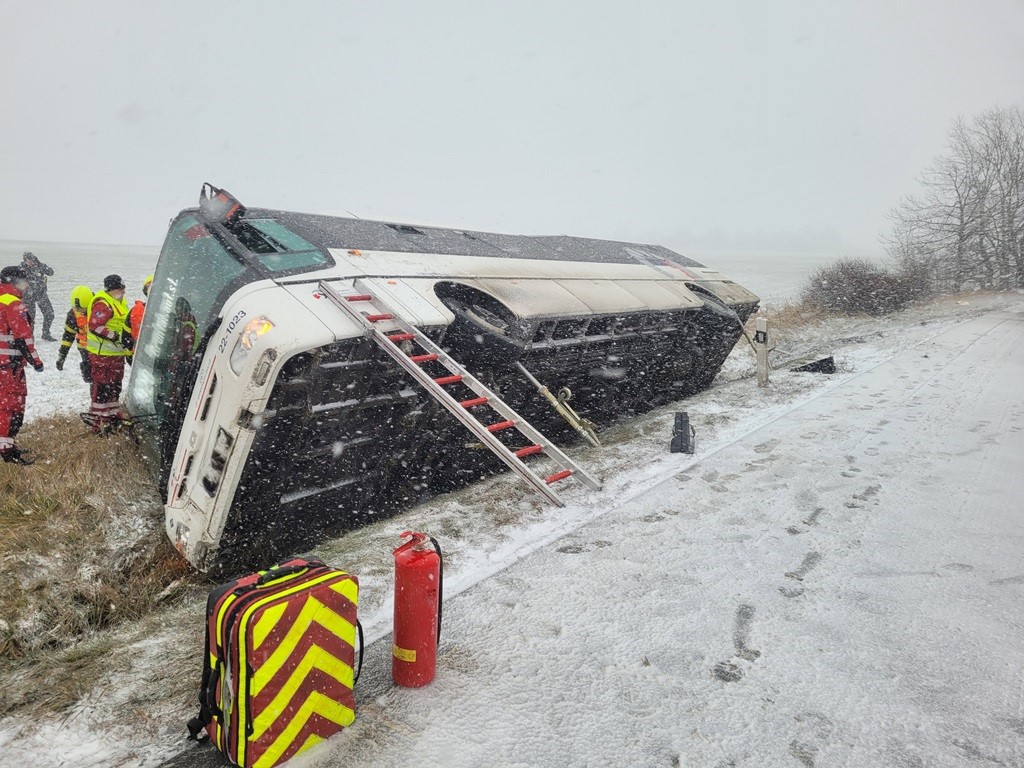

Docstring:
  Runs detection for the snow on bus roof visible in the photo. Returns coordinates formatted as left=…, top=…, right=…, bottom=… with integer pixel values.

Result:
left=235, top=207, right=705, bottom=268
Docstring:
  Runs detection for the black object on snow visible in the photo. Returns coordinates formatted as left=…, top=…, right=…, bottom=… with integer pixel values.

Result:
left=671, top=411, right=695, bottom=454
left=791, top=356, right=836, bottom=374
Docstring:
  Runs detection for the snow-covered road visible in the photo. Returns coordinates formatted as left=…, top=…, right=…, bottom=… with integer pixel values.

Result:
left=275, top=305, right=1024, bottom=767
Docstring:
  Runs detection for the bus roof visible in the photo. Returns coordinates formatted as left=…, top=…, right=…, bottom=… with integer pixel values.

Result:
left=217, top=207, right=707, bottom=268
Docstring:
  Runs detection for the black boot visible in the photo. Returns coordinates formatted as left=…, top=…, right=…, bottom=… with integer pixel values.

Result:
left=1, top=447, right=34, bottom=465
left=41, top=330, right=56, bottom=342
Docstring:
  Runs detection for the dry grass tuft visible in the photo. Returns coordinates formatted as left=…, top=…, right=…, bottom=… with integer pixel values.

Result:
left=751, top=301, right=829, bottom=333
left=1, top=635, right=117, bottom=714
left=0, top=414, right=191, bottom=668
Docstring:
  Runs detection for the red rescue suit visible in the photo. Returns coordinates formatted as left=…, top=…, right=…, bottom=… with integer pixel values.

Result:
left=0, top=282, right=43, bottom=456
left=86, top=292, right=130, bottom=430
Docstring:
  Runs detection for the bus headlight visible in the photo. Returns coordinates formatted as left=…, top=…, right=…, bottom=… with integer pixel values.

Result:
left=171, top=521, right=190, bottom=558
left=229, top=316, right=274, bottom=374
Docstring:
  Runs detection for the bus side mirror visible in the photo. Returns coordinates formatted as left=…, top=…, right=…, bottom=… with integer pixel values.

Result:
left=199, top=182, right=247, bottom=226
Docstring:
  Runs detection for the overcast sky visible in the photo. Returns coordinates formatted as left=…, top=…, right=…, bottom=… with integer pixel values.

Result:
left=1, top=0, right=1023, bottom=254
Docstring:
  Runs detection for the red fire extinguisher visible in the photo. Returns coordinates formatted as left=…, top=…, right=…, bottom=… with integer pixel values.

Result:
left=392, top=531, right=443, bottom=687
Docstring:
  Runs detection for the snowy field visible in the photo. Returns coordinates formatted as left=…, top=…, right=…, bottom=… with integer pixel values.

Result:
left=1, top=240, right=1021, bottom=767
left=685, top=249, right=884, bottom=308
left=0, top=240, right=158, bottom=421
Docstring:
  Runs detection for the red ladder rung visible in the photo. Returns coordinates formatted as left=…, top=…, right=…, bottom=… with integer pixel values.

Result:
left=487, top=419, right=516, bottom=433
left=387, top=333, right=415, bottom=342
left=366, top=313, right=393, bottom=322
left=460, top=396, right=488, bottom=408
left=410, top=353, right=439, bottom=363
left=514, top=444, right=543, bottom=458
left=434, top=375, right=463, bottom=386
left=544, top=469, right=573, bottom=484
left=345, top=294, right=373, bottom=302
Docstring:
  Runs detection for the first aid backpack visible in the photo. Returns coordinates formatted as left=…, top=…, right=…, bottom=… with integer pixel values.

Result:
left=188, top=557, right=362, bottom=768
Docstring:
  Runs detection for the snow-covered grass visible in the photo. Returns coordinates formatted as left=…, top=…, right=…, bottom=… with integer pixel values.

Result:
left=0, top=414, right=186, bottom=708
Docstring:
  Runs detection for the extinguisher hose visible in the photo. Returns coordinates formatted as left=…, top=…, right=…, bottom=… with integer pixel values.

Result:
left=429, top=536, right=443, bottom=642
left=355, top=620, right=364, bottom=683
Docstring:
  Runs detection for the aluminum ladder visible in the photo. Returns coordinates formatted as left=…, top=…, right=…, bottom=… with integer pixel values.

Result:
left=318, top=280, right=601, bottom=506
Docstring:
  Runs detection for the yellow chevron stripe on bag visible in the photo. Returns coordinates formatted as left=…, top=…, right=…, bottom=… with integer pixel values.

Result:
left=250, top=644, right=354, bottom=740
left=250, top=597, right=356, bottom=697
left=254, top=691, right=355, bottom=768
left=252, top=603, right=289, bottom=650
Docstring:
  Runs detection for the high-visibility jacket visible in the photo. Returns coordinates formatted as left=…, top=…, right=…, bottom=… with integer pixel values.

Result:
left=0, top=283, right=42, bottom=370
left=76, top=310, right=88, bottom=347
left=87, top=291, right=130, bottom=357
left=59, top=308, right=88, bottom=350
left=129, top=300, right=146, bottom=341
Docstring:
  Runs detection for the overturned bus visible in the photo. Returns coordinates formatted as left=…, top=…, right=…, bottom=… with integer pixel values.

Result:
left=124, top=186, right=758, bottom=570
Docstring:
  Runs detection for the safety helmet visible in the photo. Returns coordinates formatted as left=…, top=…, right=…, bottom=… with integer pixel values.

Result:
left=71, top=285, right=94, bottom=313
left=143, top=274, right=154, bottom=297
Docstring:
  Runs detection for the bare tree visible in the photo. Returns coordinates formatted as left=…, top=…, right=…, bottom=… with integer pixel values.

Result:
left=883, top=105, right=1024, bottom=293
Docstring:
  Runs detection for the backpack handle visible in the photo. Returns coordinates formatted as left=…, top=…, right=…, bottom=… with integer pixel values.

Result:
left=256, top=564, right=309, bottom=587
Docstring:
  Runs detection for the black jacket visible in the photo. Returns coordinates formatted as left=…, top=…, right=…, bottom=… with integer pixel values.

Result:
left=20, top=257, right=53, bottom=289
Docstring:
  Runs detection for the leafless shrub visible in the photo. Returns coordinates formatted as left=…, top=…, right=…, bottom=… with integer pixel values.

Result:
left=799, top=258, right=916, bottom=316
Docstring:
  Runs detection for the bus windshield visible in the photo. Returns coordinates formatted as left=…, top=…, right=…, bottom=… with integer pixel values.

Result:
left=124, top=215, right=250, bottom=477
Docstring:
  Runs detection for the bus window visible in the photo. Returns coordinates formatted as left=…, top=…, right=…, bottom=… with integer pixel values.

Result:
left=232, top=219, right=328, bottom=273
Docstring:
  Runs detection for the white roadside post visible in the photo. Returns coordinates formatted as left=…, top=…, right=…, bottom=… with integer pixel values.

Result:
left=755, top=316, right=770, bottom=388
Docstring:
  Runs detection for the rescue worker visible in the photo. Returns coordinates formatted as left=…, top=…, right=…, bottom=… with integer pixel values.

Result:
left=20, top=251, right=56, bottom=341
left=86, top=274, right=133, bottom=433
left=0, top=266, right=44, bottom=464
left=128, top=274, right=153, bottom=348
left=56, top=285, right=94, bottom=384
